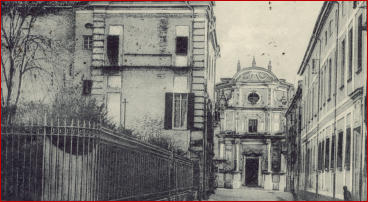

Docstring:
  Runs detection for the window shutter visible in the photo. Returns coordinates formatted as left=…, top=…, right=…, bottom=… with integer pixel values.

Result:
left=164, top=93, right=173, bottom=129
left=187, top=93, right=195, bottom=130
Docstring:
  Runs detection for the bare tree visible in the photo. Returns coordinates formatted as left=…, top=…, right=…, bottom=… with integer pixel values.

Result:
left=1, top=1, right=85, bottom=118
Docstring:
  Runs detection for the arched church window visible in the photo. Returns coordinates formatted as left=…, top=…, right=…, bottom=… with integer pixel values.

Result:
left=248, top=92, right=260, bottom=104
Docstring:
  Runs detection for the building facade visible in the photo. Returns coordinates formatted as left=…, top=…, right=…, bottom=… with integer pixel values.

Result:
left=295, top=1, right=366, bottom=200
left=213, top=59, right=294, bottom=191
left=285, top=81, right=303, bottom=194
left=73, top=1, right=220, bottom=199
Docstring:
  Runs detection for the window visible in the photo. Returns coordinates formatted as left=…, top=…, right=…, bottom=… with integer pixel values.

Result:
left=331, top=135, right=335, bottom=169
left=176, top=37, right=188, bottom=55
left=173, top=94, right=188, bottom=129
left=340, top=39, right=346, bottom=88
left=320, top=70, right=324, bottom=107
left=345, top=128, right=351, bottom=170
left=248, top=119, right=258, bottom=133
left=325, top=31, right=328, bottom=46
left=353, top=1, right=358, bottom=9
left=175, top=26, right=189, bottom=67
left=348, top=28, right=353, bottom=81
left=329, top=20, right=333, bottom=37
left=322, top=140, right=325, bottom=169
left=325, top=66, right=328, bottom=102
left=82, top=80, right=92, bottom=95
left=328, top=59, right=332, bottom=100
left=164, top=93, right=194, bottom=130
left=248, top=92, right=260, bottom=104
left=107, top=26, right=123, bottom=66
left=357, top=15, right=363, bottom=72
left=337, top=131, right=343, bottom=169
left=83, top=35, right=92, bottom=50
left=318, top=142, right=323, bottom=170
left=325, top=138, right=330, bottom=170
left=107, top=35, right=119, bottom=66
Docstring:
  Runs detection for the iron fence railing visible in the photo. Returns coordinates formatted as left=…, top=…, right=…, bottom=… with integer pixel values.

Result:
left=1, top=118, right=194, bottom=201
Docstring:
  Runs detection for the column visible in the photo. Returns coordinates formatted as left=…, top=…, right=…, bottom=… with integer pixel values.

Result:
left=219, top=141, right=224, bottom=159
left=236, top=140, right=240, bottom=171
left=267, top=139, right=272, bottom=172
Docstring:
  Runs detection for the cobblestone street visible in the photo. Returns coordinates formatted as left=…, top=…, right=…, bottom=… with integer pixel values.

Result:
left=208, top=187, right=294, bottom=201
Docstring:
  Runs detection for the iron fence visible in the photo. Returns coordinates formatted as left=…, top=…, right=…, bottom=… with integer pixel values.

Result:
left=1, top=117, right=194, bottom=201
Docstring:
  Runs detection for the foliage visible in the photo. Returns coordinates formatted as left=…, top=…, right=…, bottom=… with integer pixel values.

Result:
left=1, top=1, right=86, bottom=118
left=50, top=85, right=109, bottom=124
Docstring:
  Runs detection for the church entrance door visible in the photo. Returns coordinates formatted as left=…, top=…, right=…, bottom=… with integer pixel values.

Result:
left=245, top=158, right=259, bottom=186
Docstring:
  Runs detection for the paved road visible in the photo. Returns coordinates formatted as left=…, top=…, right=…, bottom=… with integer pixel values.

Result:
left=207, top=187, right=295, bottom=201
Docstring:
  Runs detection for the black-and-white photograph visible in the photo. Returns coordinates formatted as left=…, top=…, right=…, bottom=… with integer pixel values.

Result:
left=1, top=1, right=367, bottom=201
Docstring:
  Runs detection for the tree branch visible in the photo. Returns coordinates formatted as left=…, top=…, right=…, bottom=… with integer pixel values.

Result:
left=1, top=56, right=9, bottom=90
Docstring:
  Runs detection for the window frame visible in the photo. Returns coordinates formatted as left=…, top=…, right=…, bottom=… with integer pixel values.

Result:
left=328, top=59, right=332, bottom=101
left=340, top=39, right=346, bottom=89
left=248, top=119, right=258, bottom=133
left=172, top=93, right=188, bottom=130
left=83, top=35, right=92, bottom=50
left=337, top=131, right=343, bottom=169
left=348, top=28, right=353, bottom=82
left=345, top=127, right=351, bottom=170
left=175, top=36, right=189, bottom=55
left=325, top=138, right=330, bottom=170
left=357, top=14, right=363, bottom=73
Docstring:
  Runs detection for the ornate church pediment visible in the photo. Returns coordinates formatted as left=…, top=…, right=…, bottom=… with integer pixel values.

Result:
left=235, top=70, right=276, bottom=83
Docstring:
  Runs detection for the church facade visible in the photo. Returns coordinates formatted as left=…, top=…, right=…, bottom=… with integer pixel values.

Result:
left=214, top=58, right=294, bottom=191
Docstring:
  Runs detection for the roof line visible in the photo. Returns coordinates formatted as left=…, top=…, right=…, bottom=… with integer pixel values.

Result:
left=297, top=2, right=330, bottom=75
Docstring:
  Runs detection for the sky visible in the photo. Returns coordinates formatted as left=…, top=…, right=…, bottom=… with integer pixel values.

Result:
left=214, top=1, right=324, bottom=86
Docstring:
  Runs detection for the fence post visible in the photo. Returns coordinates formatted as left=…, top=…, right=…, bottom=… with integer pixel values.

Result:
left=41, top=114, right=47, bottom=201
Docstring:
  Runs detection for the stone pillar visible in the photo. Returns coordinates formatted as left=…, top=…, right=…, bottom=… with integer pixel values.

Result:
left=236, top=140, right=240, bottom=171
left=219, top=141, right=225, bottom=159
left=267, top=139, right=272, bottom=172
left=264, top=139, right=273, bottom=190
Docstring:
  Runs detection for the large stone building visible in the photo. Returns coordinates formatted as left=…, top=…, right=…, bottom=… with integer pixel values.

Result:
left=213, top=59, right=294, bottom=191
left=290, top=1, right=366, bottom=200
left=74, top=1, right=220, bottom=198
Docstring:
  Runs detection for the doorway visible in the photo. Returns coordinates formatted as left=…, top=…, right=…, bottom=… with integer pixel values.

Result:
left=245, top=158, right=259, bottom=186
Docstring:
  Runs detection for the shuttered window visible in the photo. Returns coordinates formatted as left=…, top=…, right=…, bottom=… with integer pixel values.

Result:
left=331, top=135, right=336, bottom=169
left=325, top=138, right=330, bottom=170
left=337, top=131, right=343, bottom=169
left=357, top=15, right=363, bottom=72
left=348, top=28, right=353, bottom=81
left=318, top=142, right=323, bottom=170
left=345, top=128, right=351, bottom=170
left=340, top=39, right=345, bottom=88
left=164, top=93, right=194, bottom=130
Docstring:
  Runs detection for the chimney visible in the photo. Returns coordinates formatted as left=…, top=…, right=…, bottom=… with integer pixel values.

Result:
left=252, top=56, right=256, bottom=67
left=268, top=60, right=272, bottom=71
left=237, top=59, right=241, bottom=72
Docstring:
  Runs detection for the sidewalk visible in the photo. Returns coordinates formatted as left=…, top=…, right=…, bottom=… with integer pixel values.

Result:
left=207, top=187, right=294, bottom=201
